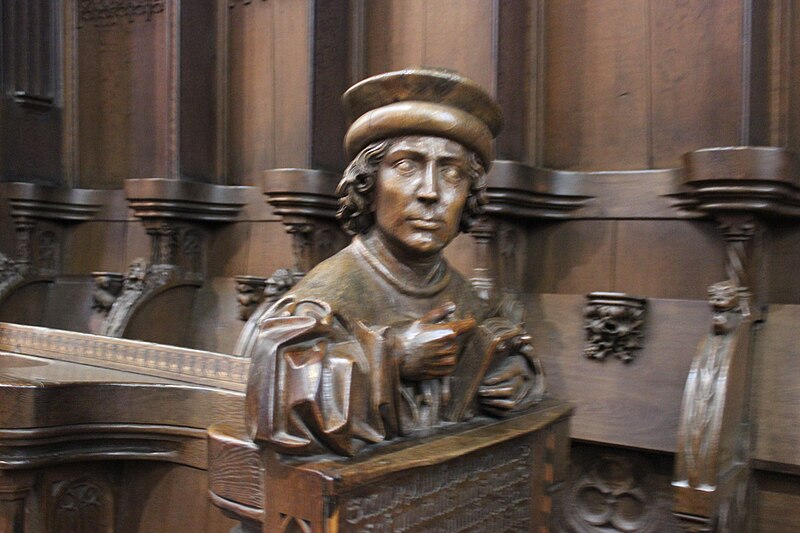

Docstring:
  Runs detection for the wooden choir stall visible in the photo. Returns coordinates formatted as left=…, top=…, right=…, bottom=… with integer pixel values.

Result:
left=3, top=1, right=800, bottom=533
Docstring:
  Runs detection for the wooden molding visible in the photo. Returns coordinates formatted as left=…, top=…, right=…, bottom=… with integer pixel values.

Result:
left=677, top=146, right=800, bottom=218
left=0, top=322, right=249, bottom=392
left=2, top=182, right=102, bottom=222
left=124, top=178, right=247, bottom=223
left=262, top=169, right=340, bottom=221
left=484, top=160, right=592, bottom=220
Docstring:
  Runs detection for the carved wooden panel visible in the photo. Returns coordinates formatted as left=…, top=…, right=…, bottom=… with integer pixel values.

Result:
left=2, top=0, right=55, bottom=108
left=341, top=443, right=533, bottom=531
left=543, top=0, right=650, bottom=170
left=553, top=445, right=682, bottom=533
left=51, top=477, right=114, bottom=533
left=77, top=0, right=175, bottom=188
left=0, top=0, right=62, bottom=183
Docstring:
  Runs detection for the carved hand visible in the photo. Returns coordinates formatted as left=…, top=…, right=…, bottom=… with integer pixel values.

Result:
left=478, top=337, right=539, bottom=412
left=392, top=302, right=476, bottom=381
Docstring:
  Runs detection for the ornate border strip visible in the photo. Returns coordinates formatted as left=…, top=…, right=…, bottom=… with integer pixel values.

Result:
left=0, top=323, right=248, bottom=392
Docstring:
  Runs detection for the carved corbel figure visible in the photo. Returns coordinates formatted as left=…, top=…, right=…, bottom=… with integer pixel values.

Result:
left=234, top=269, right=297, bottom=323
left=91, top=272, right=124, bottom=316
left=677, top=280, right=749, bottom=491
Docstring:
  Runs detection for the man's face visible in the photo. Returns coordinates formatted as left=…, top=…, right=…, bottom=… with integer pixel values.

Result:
left=373, top=136, right=472, bottom=258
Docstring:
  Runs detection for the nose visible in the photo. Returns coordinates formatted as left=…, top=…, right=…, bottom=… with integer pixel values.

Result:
left=416, top=161, right=439, bottom=203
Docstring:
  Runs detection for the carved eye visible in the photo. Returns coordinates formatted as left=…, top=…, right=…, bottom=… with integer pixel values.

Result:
left=392, top=159, right=418, bottom=175
left=440, top=165, right=464, bottom=184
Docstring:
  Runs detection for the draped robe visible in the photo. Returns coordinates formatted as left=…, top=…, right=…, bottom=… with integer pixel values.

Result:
left=240, top=237, right=542, bottom=456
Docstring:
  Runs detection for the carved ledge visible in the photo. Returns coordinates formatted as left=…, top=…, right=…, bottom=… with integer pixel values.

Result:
left=262, top=169, right=347, bottom=277
left=0, top=322, right=249, bottom=391
left=675, top=146, right=800, bottom=217
left=484, top=160, right=592, bottom=220
left=469, top=161, right=592, bottom=298
left=262, top=169, right=339, bottom=221
left=0, top=183, right=103, bottom=301
left=99, top=180, right=248, bottom=338
left=124, top=178, right=247, bottom=223
left=209, top=400, right=571, bottom=532
left=0, top=423, right=204, bottom=469
left=3, top=182, right=103, bottom=222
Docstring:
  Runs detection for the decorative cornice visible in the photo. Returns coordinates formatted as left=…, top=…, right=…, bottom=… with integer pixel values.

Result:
left=484, top=160, right=592, bottom=220
left=124, top=179, right=247, bottom=223
left=262, top=168, right=340, bottom=220
left=0, top=423, right=203, bottom=469
left=78, top=0, right=165, bottom=26
left=674, top=146, right=800, bottom=218
left=2, top=183, right=102, bottom=222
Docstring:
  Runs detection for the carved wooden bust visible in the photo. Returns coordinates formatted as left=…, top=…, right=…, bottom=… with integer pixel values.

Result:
left=238, top=69, right=545, bottom=456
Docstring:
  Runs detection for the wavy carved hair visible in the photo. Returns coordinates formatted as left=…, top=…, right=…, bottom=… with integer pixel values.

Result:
left=335, top=137, right=488, bottom=235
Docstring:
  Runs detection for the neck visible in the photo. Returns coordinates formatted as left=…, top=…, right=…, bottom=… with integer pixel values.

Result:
left=362, top=230, right=442, bottom=286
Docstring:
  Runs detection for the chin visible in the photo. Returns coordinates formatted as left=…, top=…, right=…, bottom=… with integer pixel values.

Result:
left=403, top=235, right=448, bottom=256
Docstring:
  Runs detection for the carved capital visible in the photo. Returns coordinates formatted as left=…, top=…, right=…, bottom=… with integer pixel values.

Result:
left=3, top=182, right=102, bottom=277
left=263, top=169, right=346, bottom=277
left=469, top=161, right=591, bottom=295
left=583, top=292, right=647, bottom=363
left=484, top=161, right=591, bottom=220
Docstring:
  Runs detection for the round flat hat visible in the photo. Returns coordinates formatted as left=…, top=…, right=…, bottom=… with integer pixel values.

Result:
left=343, top=69, right=503, bottom=166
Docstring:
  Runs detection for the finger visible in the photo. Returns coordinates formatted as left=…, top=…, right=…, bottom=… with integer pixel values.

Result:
left=482, top=365, right=518, bottom=385
left=446, top=316, right=477, bottom=336
left=418, top=328, right=458, bottom=344
left=420, top=301, right=456, bottom=324
left=428, top=355, right=457, bottom=367
left=478, top=385, right=515, bottom=398
left=426, top=366, right=456, bottom=377
left=483, top=398, right=517, bottom=410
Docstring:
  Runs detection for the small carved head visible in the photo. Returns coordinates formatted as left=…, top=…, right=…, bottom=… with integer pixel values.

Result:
left=265, top=268, right=295, bottom=299
left=708, top=280, right=739, bottom=312
left=123, top=258, right=148, bottom=290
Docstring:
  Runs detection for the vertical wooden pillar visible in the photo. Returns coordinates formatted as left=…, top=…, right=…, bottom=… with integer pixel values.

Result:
left=225, top=0, right=352, bottom=185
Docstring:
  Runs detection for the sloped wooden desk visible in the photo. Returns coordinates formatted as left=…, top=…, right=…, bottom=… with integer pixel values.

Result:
left=0, top=322, right=248, bottom=533
left=209, top=399, right=572, bottom=533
